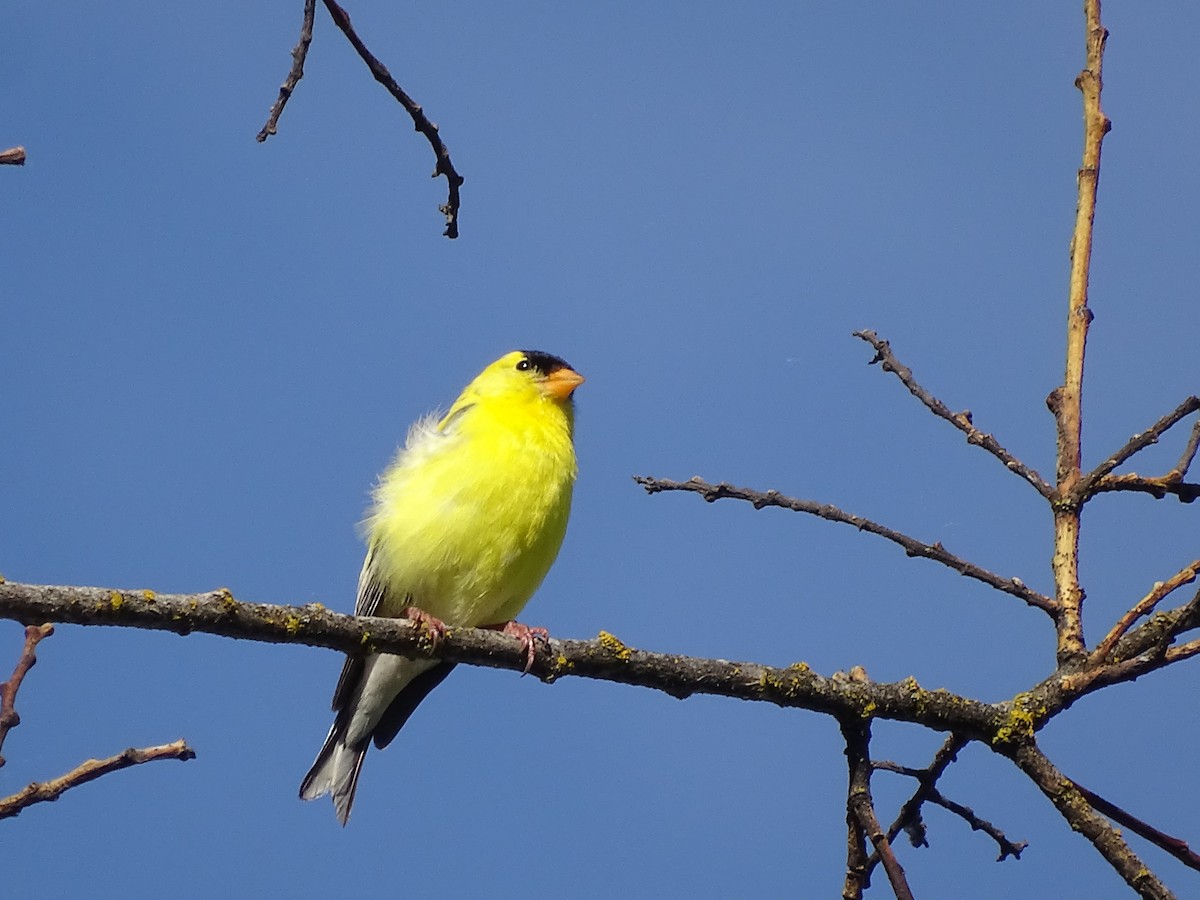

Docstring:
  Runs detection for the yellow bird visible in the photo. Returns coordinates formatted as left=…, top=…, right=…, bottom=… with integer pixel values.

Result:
left=300, top=350, right=584, bottom=824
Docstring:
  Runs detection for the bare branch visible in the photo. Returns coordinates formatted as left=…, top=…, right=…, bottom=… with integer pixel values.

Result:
left=257, top=0, right=317, bottom=142
left=1091, top=473, right=1200, bottom=504
left=0, top=740, right=196, bottom=820
left=0, top=147, right=25, bottom=166
left=873, top=736, right=1022, bottom=862
left=1069, top=779, right=1200, bottom=874
left=1170, top=418, right=1200, bottom=481
left=1081, top=396, right=1200, bottom=497
left=852, top=330, right=1054, bottom=499
left=1007, top=742, right=1174, bottom=900
left=320, top=0, right=464, bottom=238
left=1092, top=560, right=1200, bottom=663
left=634, top=476, right=1056, bottom=614
left=0, top=582, right=1009, bottom=738
left=1047, top=0, right=1114, bottom=666
left=0, top=623, right=54, bottom=767
left=842, top=719, right=914, bottom=900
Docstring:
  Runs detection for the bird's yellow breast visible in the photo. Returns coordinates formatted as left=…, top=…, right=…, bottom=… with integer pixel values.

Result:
left=364, top=387, right=577, bottom=627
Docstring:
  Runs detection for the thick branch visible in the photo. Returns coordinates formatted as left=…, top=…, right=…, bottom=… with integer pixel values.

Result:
left=0, top=623, right=54, bottom=767
left=634, top=476, right=1056, bottom=614
left=0, top=740, right=196, bottom=820
left=0, top=582, right=1009, bottom=739
left=852, top=330, right=1054, bottom=498
left=320, top=0, right=464, bottom=238
left=0, top=147, right=26, bottom=166
left=1007, top=743, right=1173, bottom=899
left=256, top=0, right=317, bottom=142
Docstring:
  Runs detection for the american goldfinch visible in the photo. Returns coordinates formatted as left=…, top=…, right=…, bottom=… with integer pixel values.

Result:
left=300, top=350, right=583, bottom=824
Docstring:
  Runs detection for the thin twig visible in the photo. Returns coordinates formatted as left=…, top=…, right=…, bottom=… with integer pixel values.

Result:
left=320, top=0, right=464, bottom=238
left=0, top=147, right=25, bottom=166
left=0, top=623, right=54, bottom=767
left=0, top=740, right=196, bottom=820
left=867, top=735, right=968, bottom=877
left=852, top=330, right=1054, bottom=499
left=1092, top=560, right=1200, bottom=663
left=634, top=476, right=1057, bottom=614
left=1069, top=778, right=1200, bottom=873
left=1080, top=396, right=1200, bottom=497
left=924, top=788, right=1028, bottom=861
left=1007, top=742, right=1173, bottom=900
left=257, top=0, right=317, bottom=142
left=842, top=719, right=914, bottom=900
left=1091, top=473, right=1200, bottom=504
left=1048, top=0, right=1113, bottom=665
left=1169, top=419, right=1200, bottom=481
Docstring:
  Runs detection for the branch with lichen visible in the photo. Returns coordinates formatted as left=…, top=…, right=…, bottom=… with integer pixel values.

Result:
left=0, top=581, right=1010, bottom=738
left=1007, top=742, right=1173, bottom=900
left=634, top=476, right=1056, bottom=614
left=0, top=740, right=196, bottom=820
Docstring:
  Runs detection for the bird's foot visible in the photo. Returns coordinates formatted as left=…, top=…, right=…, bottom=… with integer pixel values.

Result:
left=401, top=606, right=448, bottom=649
left=484, top=620, right=549, bottom=675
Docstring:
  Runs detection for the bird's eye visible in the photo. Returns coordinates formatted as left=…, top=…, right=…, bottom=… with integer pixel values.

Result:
left=515, top=358, right=531, bottom=372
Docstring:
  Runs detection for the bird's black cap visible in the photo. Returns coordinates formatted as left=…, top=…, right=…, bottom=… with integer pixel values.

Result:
left=520, top=350, right=574, bottom=375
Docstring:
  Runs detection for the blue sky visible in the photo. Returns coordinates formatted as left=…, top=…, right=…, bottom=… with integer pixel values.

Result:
left=3, top=3, right=1197, bottom=897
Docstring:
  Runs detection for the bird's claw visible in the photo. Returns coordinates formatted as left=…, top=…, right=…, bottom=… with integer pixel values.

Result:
left=401, top=606, right=448, bottom=649
left=487, top=620, right=549, bottom=675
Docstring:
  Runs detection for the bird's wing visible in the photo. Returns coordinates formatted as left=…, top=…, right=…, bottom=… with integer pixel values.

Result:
left=331, top=547, right=395, bottom=712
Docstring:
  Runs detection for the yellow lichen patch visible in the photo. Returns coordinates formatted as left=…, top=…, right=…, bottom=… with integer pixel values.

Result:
left=860, top=700, right=877, bottom=719
left=141, top=589, right=156, bottom=602
left=992, top=692, right=1044, bottom=746
left=597, top=630, right=633, bottom=661
left=787, top=662, right=810, bottom=673
left=284, top=615, right=303, bottom=635
left=219, top=590, right=238, bottom=611
left=555, top=655, right=574, bottom=669
left=109, top=591, right=124, bottom=610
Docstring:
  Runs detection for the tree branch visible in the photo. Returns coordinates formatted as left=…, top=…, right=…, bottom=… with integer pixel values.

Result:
left=634, top=476, right=1056, bottom=615
left=852, top=329, right=1054, bottom=499
left=1068, top=778, right=1200, bottom=874
left=256, top=0, right=316, bottom=142
left=841, top=719, right=914, bottom=900
left=0, top=581, right=1010, bottom=739
left=1080, top=397, right=1200, bottom=497
left=0, top=623, right=54, bottom=768
left=1007, top=743, right=1174, bottom=900
left=1091, top=473, right=1200, bottom=504
left=1047, top=0, right=1113, bottom=666
left=0, top=147, right=25, bottom=166
left=1091, top=560, right=1200, bottom=663
left=0, top=740, right=196, bottom=820
left=320, top=0, right=464, bottom=238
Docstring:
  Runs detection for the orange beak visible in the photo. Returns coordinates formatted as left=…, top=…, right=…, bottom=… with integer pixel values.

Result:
left=543, top=367, right=585, bottom=401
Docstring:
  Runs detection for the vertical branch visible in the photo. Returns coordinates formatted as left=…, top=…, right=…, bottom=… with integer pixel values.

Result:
left=1049, top=0, right=1111, bottom=664
left=841, top=719, right=914, bottom=900
left=0, top=624, right=55, bottom=767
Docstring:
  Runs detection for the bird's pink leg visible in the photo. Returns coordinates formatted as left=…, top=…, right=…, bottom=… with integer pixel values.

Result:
left=482, top=621, right=549, bottom=674
left=401, top=606, right=448, bottom=649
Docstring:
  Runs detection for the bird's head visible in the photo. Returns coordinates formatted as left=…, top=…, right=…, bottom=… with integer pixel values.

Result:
left=465, top=350, right=585, bottom=407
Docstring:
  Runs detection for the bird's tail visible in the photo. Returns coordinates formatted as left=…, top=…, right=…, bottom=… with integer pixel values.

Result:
left=299, top=721, right=368, bottom=826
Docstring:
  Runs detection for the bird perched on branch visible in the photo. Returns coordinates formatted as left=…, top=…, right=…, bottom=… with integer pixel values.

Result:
left=300, top=350, right=584, bottom=824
